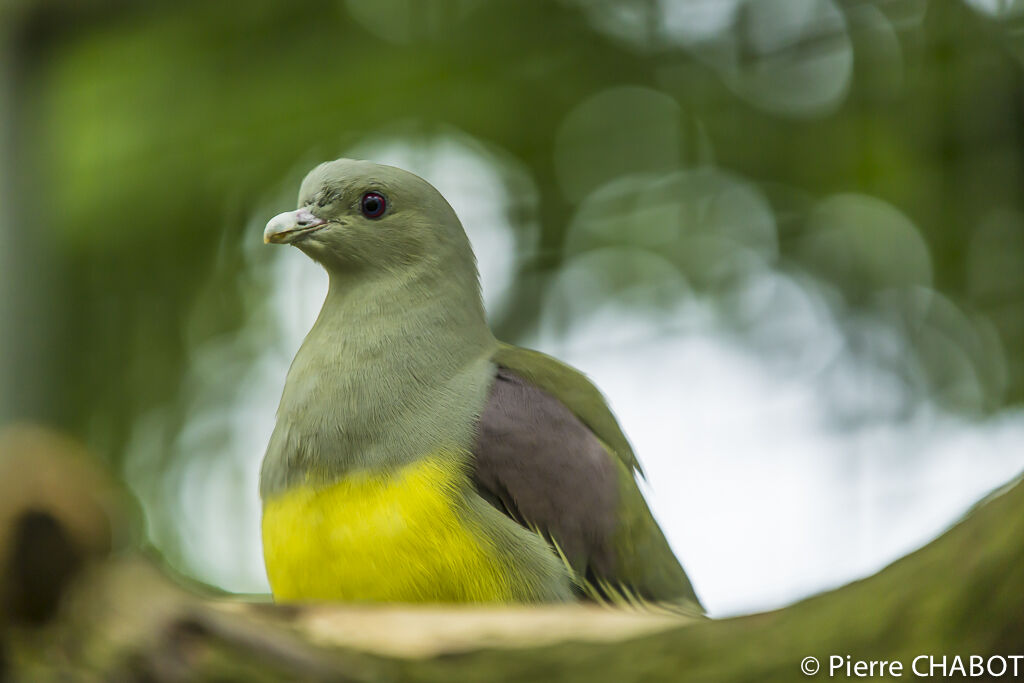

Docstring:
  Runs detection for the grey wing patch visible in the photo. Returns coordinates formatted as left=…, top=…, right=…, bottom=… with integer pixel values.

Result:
left=471, top=366, right=619, bottom=582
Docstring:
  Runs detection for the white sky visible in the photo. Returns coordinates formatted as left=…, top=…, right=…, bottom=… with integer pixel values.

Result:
left=529, top=303, right=1024, bottom=615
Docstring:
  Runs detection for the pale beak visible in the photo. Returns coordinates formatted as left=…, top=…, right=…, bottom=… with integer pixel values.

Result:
left=264, top=208, right=328, bottom=244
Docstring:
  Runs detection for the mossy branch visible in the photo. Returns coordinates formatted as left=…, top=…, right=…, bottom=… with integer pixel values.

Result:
left=2, top=425, right=1022, bottom=682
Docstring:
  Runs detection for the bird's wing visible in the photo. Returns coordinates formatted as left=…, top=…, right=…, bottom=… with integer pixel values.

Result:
left=473, top=353, right=702, bottom=609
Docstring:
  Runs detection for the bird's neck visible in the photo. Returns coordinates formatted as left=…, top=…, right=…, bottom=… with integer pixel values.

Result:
left=317, top=261, right=492, bottom=351
left=261, top=261, right=496, bottom=497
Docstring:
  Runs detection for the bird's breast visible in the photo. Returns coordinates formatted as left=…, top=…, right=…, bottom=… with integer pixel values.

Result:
left=260, top=452, right=520, bottom=603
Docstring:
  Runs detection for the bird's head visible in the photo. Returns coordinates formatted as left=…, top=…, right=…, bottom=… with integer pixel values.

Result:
left=264, top=158, right=476, bottom=278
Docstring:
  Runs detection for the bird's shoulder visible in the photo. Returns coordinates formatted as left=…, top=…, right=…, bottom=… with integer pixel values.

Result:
left=488, top=342, right=641, bottom=475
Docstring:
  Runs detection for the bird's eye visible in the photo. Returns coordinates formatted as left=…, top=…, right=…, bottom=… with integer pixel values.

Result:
left=360, top=192, right=386, bottom=219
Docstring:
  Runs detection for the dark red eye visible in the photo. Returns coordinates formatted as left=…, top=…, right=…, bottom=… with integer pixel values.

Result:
left=361, top=192, right=386, bottom=219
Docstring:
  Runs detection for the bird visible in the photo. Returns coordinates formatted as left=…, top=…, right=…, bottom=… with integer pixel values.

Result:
left=259, top=158, right=702, bottom=611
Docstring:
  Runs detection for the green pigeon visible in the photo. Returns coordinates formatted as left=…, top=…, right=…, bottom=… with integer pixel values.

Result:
left=259, top=158, right=701, bottom=611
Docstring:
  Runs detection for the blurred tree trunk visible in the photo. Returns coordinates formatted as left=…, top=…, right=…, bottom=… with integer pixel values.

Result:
left=0, top=0, right=145, bottom=428
left=0, top=15, right=32, bottom=422
left=0, top=7, right=57, bottom=426
left=2, top=426, right=1022, bottom=682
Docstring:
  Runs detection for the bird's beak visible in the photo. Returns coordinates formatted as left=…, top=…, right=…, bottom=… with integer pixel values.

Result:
left=264, top=208, right=328, bottom=244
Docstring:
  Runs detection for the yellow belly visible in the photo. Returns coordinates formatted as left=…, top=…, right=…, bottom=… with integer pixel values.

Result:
left=261, top=455, right=518, bottom=603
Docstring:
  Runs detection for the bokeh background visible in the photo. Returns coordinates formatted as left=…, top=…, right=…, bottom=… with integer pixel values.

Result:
left=2, top=0, right=1024, bottom=617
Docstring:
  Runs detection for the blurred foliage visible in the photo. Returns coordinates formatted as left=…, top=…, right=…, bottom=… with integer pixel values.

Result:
left=3, top=0, right=1024, bottom=587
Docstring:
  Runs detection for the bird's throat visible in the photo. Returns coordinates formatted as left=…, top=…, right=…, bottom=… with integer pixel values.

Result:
left=260, top=264, right=496, bottom=498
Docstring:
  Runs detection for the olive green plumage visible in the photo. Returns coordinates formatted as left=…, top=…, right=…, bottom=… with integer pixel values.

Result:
left=260, top=158, right=701, bottom=612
